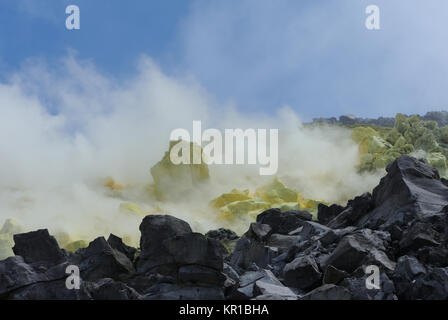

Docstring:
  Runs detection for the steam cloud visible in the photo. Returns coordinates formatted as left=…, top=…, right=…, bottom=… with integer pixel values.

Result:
left=0, top=54, right=383, bottom=244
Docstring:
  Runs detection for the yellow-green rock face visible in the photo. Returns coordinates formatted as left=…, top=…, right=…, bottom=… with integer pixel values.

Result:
left=150, top=140, right=210, bottom=201
left=210, top=189, right=252, bottom=209
left=350, top=114, right=448, bottom=177
left=255, top=177, right=300, bottom=204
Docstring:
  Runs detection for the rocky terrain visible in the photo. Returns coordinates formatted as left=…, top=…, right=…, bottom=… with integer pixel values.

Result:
left=2, top=155, right=448, bottom=300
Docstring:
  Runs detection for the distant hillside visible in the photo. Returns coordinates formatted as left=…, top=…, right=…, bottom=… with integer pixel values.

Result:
left=312, top=110, right=448, bottom=127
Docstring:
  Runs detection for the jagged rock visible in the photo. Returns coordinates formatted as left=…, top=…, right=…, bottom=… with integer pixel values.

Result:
left=205, top=228, right=239, bottom=256
left=341, top=272, right=397, bottom=300
left=399, top=221, right=440, bottom=253
left=205, top=228, right=239, bottom=241
left=76, top=237, right=135, bottom=281
left=318, top=204, right=345, bottom=225
left=245, top=223, right=272, bottom=242
left=228, top=237, right=276, bottom=270
left=256, top=208, right=312, bottom=235
left=358, top=156, right=448, bottom=230
left=137, top=215, right=192, bottom=272
left=323, top=265, right=349, bottom=285
left=230, top=269, right=286, bottom=300
left=162, top=233, right=223, bottom=270
left=392, top=255, right=426, bottom=299
left=283, top=255, right=322, bottom=291
left=12, top=229, right=66, bottom=265
left=300, top=284, right=351, bottom=300
left=266, top=234, right=301, bottom=250
left=253, top=281, right=297, bottom=300
left=107, top=234, right=137, bottom=262
left=319, top=227, right=356, bottom=247
left=327, top=193, right=373, bottom=229
left=324, top=229, right=395, bottom=273
left=299, top=221, right=332, bottom=240
left=411, top=267, right=448, bottom=299
left=0, top=255, right=73, bottom=297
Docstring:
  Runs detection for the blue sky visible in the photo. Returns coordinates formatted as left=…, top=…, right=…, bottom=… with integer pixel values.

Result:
left=1, top=0, right=448, bottom=120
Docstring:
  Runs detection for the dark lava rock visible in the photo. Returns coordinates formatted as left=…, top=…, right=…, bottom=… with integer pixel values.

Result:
left=358, top=156, right=448, bottom=230
left=76, top=237, right=135, bottom=281
left=205, top=228, right=239, bottom=241
left=256, top=208, right=312, bottom=235
left=0, top=256, right=68, bottom=297
left=283, top=255, right=322, bottom=291
left=324, top=229, right=395, bottom=274
left=392, top=255, right=426, bottom=299
left=245, top=223, right=273, bottom=242
left=162, top=232, right=223, bottom=271
left=327, top=193, right=373, bottom=229
left=341, top=272, right=397, bottom=300
left=318, top=203, right=345, bottom=225
left=107, top=234, right=137, bottom=262
left=323, top=265, right=349, bottom=285
left=13, top=229, right=66, bottom=265
left=228, top=237, right=276, bottom=270
left=137, top=215, right=192, bottom=272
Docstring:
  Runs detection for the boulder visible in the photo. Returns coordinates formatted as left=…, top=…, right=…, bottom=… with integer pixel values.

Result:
left=162, top=233, right=223, bottom=271
left=228, top=237, right=276, bottom=270
left=245, top=223, right=272, bottom=242
left=256, top=208, right=311, bottom=235
left=76, top=237, right=135, bottom=281
left=358, top=156, right=448, bottom=230
left=283, top=255, right=322, bottom=291
left=137, top=215, right=192, bottom=272
left=107, top=234, right=137, bottom=262
left=318, top=203, right=344, bottom=225
left=12, top=229, right=66, bottom=265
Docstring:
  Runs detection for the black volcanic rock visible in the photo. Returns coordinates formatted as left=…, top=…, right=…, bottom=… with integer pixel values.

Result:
left=300, top=284, right=351, bottom=300
left=256, top=208, right=312, bottom=235
left=318, top=203, right=345, bottom=225
left=5, top=155, right=448, bottom=300
left=137, top=215, right=192, bottom=273
left=358, top=156, right=448, bottom=231
left=283, top=255, right=322, bottom=291
left=13, top=229, right=66, bottom=265
left=107, top=234, right=137, bottom=262
left=162, top=232, right=224, bottom=270
left=76, top=237, right=135, bottom=281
